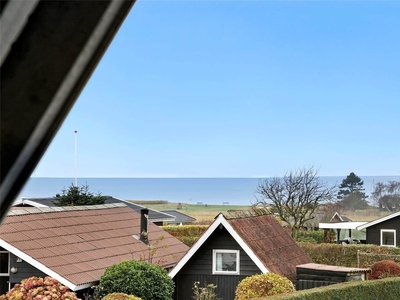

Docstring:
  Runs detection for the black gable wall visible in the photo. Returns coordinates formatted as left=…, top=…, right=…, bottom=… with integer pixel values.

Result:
left=9, top=253, right=47, bottom=286
left=366, top=216, right=400, bottom=246
left=174, top=226, right=260, bottom=300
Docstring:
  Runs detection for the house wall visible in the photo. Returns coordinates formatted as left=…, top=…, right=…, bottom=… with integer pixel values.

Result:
left=366, top=216, right=400, bottom=246
left=174, top=227, right=260, bottom=300
left=8, top=253, right=47, bottom=286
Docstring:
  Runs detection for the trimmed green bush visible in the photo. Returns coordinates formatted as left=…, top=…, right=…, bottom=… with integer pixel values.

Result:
left=102, top=293, right=141, bottom=300
left=369, top=260, right=400, bottom=279
left=267, top=277, right=400, bottom=300
left=100, top=260, right=174, bottom=300
left=235, top=273, right=295, bottom=299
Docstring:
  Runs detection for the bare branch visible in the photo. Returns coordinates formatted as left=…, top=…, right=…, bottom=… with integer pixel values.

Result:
left=255, top=167, right=337, bottom=240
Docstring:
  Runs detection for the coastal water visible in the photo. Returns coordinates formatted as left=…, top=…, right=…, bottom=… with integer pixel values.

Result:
left=16, top=176, right=399, bottom=206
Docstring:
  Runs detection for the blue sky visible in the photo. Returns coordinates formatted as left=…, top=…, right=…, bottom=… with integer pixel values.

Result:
left=32, top=1, right=400, bottom=178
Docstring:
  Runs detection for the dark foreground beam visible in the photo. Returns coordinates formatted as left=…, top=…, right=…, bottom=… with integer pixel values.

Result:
left=0, top=0, right=136, bottom=222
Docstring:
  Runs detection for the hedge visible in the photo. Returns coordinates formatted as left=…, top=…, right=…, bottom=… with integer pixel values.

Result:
left=296, top=231, right=325, bottom=244
left=264, top=277, right=400, bottom=300
left=299, top=243, right=400, bottom=268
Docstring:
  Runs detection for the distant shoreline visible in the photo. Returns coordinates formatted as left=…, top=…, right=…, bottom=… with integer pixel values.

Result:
left=18, top=176, right=400, bottom=206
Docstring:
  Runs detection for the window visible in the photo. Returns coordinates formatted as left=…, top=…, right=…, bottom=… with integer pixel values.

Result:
left=0, top=251, right=10, bottom=276
left=212, top=250, right=239, bottom=275
left=381, top=229, right=396, bottom=247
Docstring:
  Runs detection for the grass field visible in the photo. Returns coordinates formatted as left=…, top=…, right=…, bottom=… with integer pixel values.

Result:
left=339, top=209, right=392, bottom=222
left=127, top=200, right=393, bottom=224
left=128, top=200, right=251, bottom=223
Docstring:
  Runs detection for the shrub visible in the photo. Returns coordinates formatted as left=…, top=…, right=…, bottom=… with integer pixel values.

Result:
left=100, top=260, right=174, bottom=300
left=102, top=293, right=141, bottom=300
left=234, top=273, right=295, bottom=299
left=297, top=230, right=324, bottom=244
left=192, top=281, right=218, bottom=300
left=369, top=260, right=400, bottom=279
left=0, top=276, right=79, bottom=300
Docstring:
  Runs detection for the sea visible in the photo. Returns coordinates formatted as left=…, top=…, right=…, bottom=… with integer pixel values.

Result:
left=16, top=176, right=400, bottom=206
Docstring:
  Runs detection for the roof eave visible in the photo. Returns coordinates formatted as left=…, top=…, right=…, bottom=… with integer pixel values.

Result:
left=12, top=199, right=49, bottom=207
left=0, top=239, right=79, bottom=290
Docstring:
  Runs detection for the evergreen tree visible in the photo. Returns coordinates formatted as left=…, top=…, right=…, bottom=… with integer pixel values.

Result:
left=340, top=190, right=369, bottom=212
left=337, top=172, right=367, bottom=200
left=53, top=183, right=107, bottom=206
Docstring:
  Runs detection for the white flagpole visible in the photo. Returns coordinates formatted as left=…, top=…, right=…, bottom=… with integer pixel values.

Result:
left=74, top=130, right=78, bottom=186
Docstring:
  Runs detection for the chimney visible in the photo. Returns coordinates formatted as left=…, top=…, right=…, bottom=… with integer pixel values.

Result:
left=140, top=208, right=149, bottom=244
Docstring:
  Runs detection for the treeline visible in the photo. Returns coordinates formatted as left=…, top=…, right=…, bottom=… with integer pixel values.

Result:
left=329, top=172, right=400, bottom=212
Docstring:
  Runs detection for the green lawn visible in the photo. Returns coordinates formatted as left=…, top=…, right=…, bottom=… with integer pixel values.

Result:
left=127, top=200, right=251, bottom=223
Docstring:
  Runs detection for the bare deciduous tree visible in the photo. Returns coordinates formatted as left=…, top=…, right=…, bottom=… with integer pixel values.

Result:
left=371, top=180, right=400, bottom=212
left=255, top=167, right=337, bottom=240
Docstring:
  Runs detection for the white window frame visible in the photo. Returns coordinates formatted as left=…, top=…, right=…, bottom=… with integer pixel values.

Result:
left=0, top=251, right=10, bottom=276
left=212, top=249, right=240, bottom=275
left=381, top=229, right=396, bottom=247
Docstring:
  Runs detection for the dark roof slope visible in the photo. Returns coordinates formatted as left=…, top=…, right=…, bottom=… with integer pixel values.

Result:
left=105, top=197, right=175, bottom=222
left=13, top=196, right=175, bottom=223
left=0, top=204, right=188, bottom=291
left=161, top=210, right=196, bottom=224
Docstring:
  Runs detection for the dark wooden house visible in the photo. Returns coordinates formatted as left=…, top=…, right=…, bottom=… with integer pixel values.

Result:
left=0, top=204, right=188, bottom=296
left=357, top=211, right=400, bottom=247
left=169, top=212, right=312, bottom=300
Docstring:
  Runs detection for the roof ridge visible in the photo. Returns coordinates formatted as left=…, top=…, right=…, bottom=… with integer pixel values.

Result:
left=225, top=207, right=272, bottom=220
left=7, top=203, right=127, bottom=216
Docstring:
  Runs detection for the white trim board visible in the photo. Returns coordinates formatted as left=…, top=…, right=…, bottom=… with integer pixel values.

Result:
left=12, top=198, right=49, bottom=207
left=319, top=222, right=367, bottom=230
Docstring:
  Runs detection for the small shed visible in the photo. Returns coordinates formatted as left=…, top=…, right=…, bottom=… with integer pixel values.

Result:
left=296, top=263, right=371, bottom=290
left=357, top=211, right=400, bottom=247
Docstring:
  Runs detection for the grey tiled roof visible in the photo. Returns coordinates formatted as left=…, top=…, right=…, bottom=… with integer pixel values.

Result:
left=161, top=210, right=196, bottom=224
left=13, top=197, right=175, bottom=222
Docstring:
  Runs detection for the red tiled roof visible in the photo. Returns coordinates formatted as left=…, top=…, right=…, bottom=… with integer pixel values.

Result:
left=0, top=204, right=189, bottom=290
left=228, top=214, right=312, bottom=281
